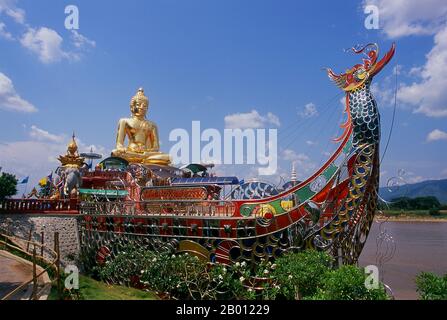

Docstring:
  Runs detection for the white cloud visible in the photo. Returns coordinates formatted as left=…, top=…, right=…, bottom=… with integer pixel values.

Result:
left=362, top=1, right=447, bottom=118
left=0, top=126, right=109, bottom=189
left=20, top=27, right=73, bottom=64
left=0, top=21, right=13, bottom=39
left=407, top=175, right=424, bottom=184
left=70, top=30, right=96, bottom=49
left=364, top=0, right=447, bottom=38
left=20, top=27, right=96, bottom=63
left=29, top=125, right=64, bottom=143
left=298, top=103, right=318, bottom=118
left=427, top=129, right=447, bottom=142
left=1, top=1, right=95, bottom=64
left=266, top=112, right=281, bottom=127
left=224, top=110, right=281, bottom=129
left=370, top=82, right=393, bottom=106
left=397, top=25, right=447, bottom=117
left=0, top=0, right=25, bottom=24
left=282, top=149, right=310, bottom=162
left=281, top=149, right=317, bottom=176
left=0, top=140, right=65, bottom=182
left=405, top=172, right=425, bottom=184
left=370, top=65, right=405, bottom=107
left=0, top=72, right=37, bottom=112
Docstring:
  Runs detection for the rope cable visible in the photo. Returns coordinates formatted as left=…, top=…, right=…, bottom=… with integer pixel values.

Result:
left=280, top=92, right=344, bottom=151
left=380, top=61, right=399, bottom=165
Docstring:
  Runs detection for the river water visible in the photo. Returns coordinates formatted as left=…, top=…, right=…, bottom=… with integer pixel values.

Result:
left=359, top=221, right=447, bottom=300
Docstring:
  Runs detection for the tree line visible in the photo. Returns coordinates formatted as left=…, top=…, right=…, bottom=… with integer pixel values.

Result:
left=383, top=196, right=443, bottom=211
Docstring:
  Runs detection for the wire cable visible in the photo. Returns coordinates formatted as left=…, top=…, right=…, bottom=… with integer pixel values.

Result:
left=380, top=62, right=399, bottom=165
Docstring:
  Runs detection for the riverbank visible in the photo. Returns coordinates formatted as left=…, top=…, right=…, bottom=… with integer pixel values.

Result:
left=378, top=210, right=447, bottom=222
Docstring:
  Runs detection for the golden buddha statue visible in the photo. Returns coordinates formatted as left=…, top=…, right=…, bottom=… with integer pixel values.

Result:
left=111, top=88, right=171, bottom=166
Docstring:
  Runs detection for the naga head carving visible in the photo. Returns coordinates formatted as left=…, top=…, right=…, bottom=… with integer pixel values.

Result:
left=326, top=43, right=395, bottom=91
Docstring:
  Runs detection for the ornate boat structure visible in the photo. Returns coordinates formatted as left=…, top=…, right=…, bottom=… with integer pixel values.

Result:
left=79, top=43, right=395, bottom=268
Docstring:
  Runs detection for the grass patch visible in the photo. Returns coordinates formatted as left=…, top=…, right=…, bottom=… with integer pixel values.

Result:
left=48, top=275, right=159, bottom=300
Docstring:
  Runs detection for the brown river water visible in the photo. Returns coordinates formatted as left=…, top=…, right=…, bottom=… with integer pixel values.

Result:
left=358, top=221, right=447, bottom=300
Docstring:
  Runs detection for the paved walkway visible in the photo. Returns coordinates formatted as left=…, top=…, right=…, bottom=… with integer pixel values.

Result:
left=0, top=250, right=48, bottom=300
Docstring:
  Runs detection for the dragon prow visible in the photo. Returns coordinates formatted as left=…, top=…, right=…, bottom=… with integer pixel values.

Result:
left=330, top=43, right=396, bottom=143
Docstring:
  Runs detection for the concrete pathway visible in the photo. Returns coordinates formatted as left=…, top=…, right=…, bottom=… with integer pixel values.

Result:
left=0, top=250, right=50, bottom=300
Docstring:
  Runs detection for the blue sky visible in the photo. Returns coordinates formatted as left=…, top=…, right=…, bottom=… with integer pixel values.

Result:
left=1, top=0, right=447, bottom=191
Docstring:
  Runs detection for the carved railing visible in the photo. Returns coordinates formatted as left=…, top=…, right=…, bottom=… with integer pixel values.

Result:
left=0, top=199, right=78, bottom=214
left=80, top=200, right=237, bottom=217
left=83, top=170, right=128, bottom=180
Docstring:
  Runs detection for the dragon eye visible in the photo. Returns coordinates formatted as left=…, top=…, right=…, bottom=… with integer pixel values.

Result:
left=354, top=68, right=366, bottom=80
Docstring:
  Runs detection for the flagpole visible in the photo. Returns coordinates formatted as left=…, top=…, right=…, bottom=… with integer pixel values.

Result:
left=49, top=171, right=53, bottom=197
left=24, top=180, right=28, bottom=198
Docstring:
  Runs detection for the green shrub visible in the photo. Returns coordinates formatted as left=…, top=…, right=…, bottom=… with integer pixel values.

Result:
left=308, top=265, right=389, bottom=300
left=271, top=250, right=333, bottom=299
left=209, top=262, right=254, bottom=300
left=140, top=253, right=213, bottom=299
left=94, top=243, right=155, bottom=287
left=0, top=172, right=17, bottom=200
left=416, top=272, right=447, bottom=300
left=429, top=208, right=440, bottom=216
left=95, top=243, right=248, bottom=300
left=93, top=245, right=390, bottom=300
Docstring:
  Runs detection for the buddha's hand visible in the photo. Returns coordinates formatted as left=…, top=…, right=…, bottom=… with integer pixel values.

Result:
left=114, top=145, right=126, bottom=153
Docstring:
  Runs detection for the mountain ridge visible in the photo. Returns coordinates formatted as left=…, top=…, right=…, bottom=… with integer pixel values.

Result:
left=379, top=178, right=447, bottom=204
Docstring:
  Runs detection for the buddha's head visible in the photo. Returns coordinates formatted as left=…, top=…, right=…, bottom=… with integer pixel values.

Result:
left=131, top=87, right=149, bottom=119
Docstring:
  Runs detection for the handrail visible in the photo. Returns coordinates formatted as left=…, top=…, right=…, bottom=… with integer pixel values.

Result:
left=80, top=199, right=237, bottom=217
left=0, top=198, right=78, bottom=214
left=0, top=227, right=59, bottom=300
left=83, top=170, right=128, bottom=179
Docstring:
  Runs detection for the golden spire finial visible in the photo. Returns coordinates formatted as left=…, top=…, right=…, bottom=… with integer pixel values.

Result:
left=67, top=131, right=78, bottom=156
left=58, top=131, right=84, bottom=168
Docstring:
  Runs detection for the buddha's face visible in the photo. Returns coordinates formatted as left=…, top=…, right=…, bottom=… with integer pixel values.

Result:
left=131, top=89, right=149, bottom=119
left=134, top=101, right=148, bottom=118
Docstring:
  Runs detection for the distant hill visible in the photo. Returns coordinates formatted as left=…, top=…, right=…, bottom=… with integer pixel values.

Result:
left=379, top=179, right=447, bottom=204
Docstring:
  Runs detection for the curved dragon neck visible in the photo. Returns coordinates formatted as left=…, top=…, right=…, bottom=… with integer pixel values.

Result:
left=348, top=80, right=380, bottom=148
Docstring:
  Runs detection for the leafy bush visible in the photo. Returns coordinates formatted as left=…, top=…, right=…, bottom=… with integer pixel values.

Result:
left=429, top=208, right=441, bottom=216
left=95, top=243, right=250, bottom=299
left=93, top=246, right=389, bottom=300
left=416, top=272, right=447, bottom=300
left=271, top=250, right=333, bottom=299
left=0, top=172, right=17, bottom=200
left=94, top=243, right=155, bottom=287
left=308, top=265, right=389, bottom=300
